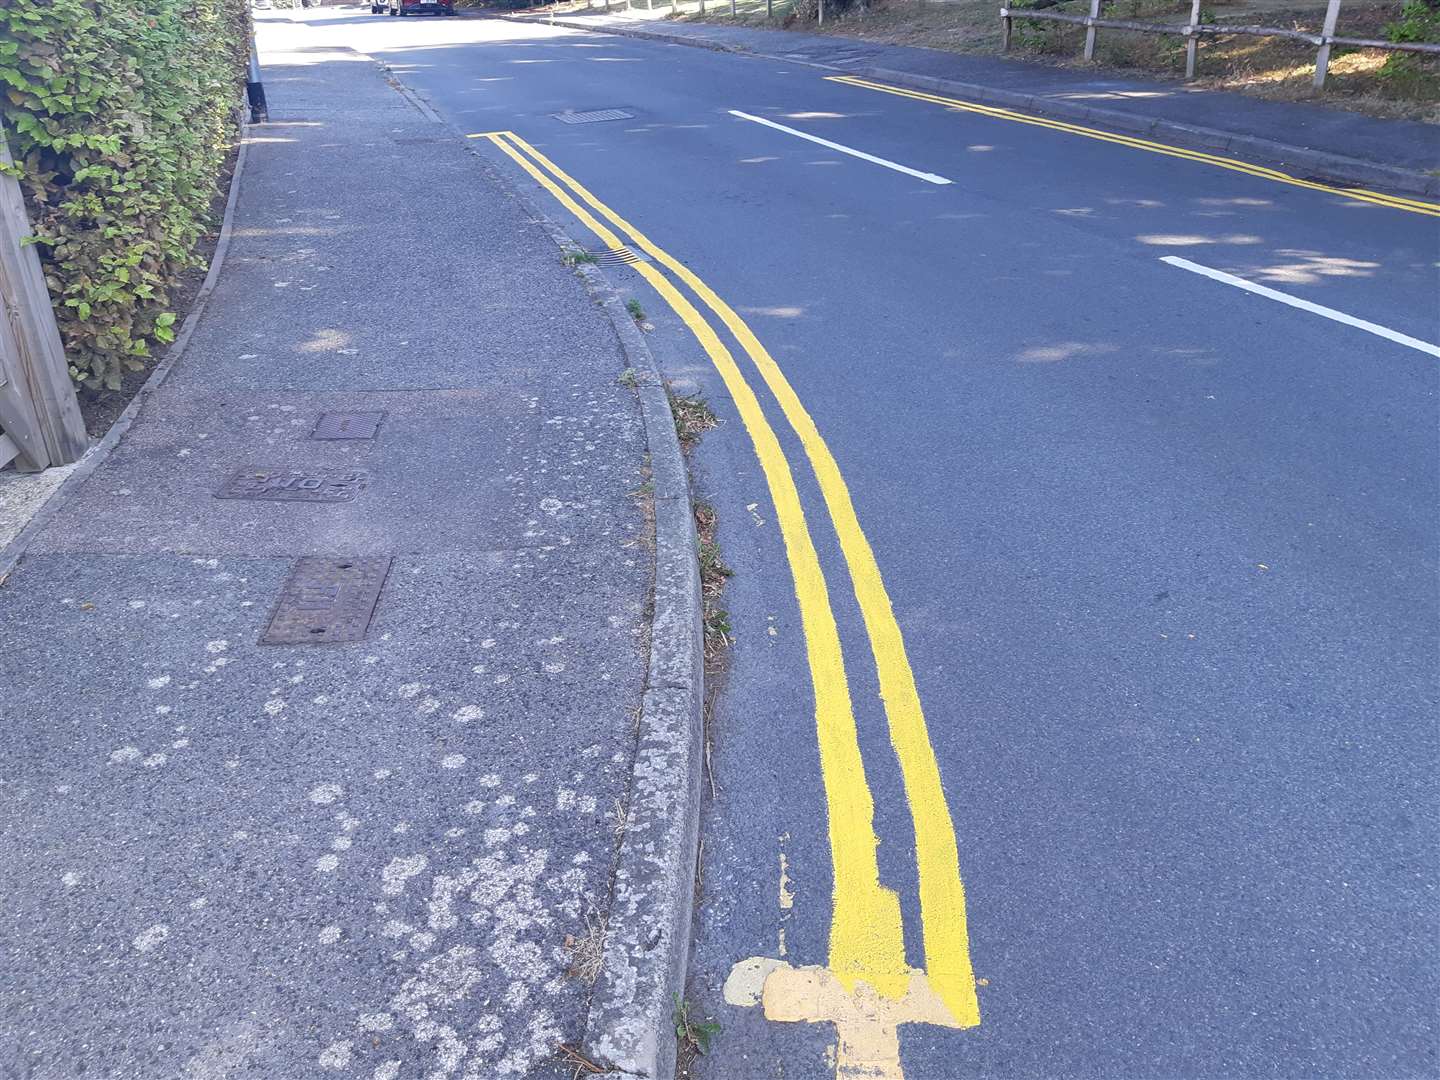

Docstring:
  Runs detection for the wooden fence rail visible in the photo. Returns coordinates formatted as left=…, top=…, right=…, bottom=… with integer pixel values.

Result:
left=1000, top=0, right=1440, bottom=84
left=0, top=128, right=88, bottom=472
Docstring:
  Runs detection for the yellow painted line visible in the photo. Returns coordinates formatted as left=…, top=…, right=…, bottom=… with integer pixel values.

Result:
left=477, top=132, right=915, bottom=1004
left=827, top=74, right=1440, bottom=218
left=827, top=73, right=1437, bottom=215
left=497, top=132, right=981, bottom=1028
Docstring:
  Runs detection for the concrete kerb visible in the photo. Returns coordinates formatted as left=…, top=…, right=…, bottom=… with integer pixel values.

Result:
left=369, top=58, right=705, bottom=1080
left=0, top=121, right=253, bottom=584
left=501, top=11, right=1440, bottom=200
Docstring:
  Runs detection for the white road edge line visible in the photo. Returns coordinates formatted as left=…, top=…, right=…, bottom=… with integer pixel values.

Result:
left=1161, top=256, right=1440, bottom=359
left=728, top=109, right=953, bottom=186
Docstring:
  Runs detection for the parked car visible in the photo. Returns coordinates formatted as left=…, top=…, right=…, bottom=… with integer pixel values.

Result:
left=376, top=0, right=456, bottom=13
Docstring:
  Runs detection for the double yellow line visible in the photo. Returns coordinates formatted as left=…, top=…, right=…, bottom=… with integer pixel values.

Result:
left=473, top=130, right=981, bottom=1028
left=829, top=74, right=1440, bottom=218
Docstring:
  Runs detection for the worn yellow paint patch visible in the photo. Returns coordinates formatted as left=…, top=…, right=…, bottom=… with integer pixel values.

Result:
left=724, top=955, right=785, bottom=1006
left=760, top=960, right=969, bottom=1080
left=780, top=851, right=795, bottom=911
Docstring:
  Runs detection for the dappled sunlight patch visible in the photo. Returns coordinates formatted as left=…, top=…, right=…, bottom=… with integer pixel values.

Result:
left=738, top=305, right=806, bottom=318
left=1136, top=233, right=1264, bottom=245
left=1195, top=197, right=1274, bottom=207
left=1015, top=341, right=1121, bottom=363
left=1058, top=89, right=1175, bottom=100
left=1251, top=250, right=1380, bottom=285
left=298, top=328, right=357, bottom=354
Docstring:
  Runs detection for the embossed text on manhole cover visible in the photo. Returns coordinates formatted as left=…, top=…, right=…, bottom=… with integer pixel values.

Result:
left=311, top=411, right=386, bottom=440
left=215, top=467, right=369, bottom=502
left=261, top=556, right=392, bottom=645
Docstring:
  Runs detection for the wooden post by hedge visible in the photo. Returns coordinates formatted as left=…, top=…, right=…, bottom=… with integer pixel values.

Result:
left=0, top=129, right=88, bottom=471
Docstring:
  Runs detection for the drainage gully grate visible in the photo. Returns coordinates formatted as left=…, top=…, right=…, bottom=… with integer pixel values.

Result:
left=553, top=108, right=635, bottom=124
left=585, top=246, right=646, bottom=266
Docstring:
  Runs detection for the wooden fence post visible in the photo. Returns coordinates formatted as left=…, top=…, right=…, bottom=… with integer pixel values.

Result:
left=1001, top=4, right=1013, bottom=50
left=1184, top=0, right=1202, bottom=77
left=1313, top=0, right=1343, bottom=87
left=0, top=129, right=88, bottom=471
left=1083, top=0, right=1103, bottom=59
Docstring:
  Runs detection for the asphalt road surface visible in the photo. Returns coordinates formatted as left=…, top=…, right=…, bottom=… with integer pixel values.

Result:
left=273, top=10, right=1438, bottom=1077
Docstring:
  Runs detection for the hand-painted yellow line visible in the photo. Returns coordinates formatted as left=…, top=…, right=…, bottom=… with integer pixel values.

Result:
left=478, top=132, right=915, bottom=1004
left=827, top=74, right=1440, bottom=218
left=496, top=131, right=981, bottom=1028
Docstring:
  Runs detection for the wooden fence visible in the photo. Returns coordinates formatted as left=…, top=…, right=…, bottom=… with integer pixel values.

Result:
left=1000, top=0, right=1440, bottom=84
left=0, top=129, right=88, bottom=472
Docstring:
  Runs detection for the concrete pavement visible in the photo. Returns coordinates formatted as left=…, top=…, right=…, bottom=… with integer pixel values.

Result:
left=0, top=20, right=700, bottom=1080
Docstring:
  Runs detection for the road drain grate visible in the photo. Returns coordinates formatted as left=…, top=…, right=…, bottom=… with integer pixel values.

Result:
left=553, top=108, right=635, bottom=124
left=311, top=411, right=386, bottom=440
left=261, top=556, right=393, bottom=645
left=585, top=246, right=646, bottom=265
left=215, top=467, right=369, bottom=503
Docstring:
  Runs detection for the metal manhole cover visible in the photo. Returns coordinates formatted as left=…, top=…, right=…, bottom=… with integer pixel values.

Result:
left=584, top=246, right=646, bottom=266
left=553, top=108, right=635, bottom=124
left=261, top=556, right=392, bottom=645
left=311, top=411, right=386, bottom=440
left=215, top=467, right=369, bottom=502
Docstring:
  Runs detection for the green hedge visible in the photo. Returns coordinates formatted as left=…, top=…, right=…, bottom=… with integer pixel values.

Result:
left=0, top=0, right=251, bottom=392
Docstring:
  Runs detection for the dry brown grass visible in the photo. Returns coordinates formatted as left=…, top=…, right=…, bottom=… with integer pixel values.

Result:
left=692, top=500, right=734, bottom=664
left=564, top=912, right=608, bottom=982
left=1006, top=0, right=1439, bottom=120
left=556, top=1042, right=610, bottom=1078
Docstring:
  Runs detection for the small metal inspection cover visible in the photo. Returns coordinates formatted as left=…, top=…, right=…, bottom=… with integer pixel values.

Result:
left=215, top=467, right=369, bottom=503
left=311, top=411, right=386, bottom=440
left=553, top=108, right=635, bottom=125
left=261, top=556, right=393, bottom=645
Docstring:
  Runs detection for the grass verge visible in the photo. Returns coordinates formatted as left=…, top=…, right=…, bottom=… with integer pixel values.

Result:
left=496, top=0, right=1438, bottom=122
